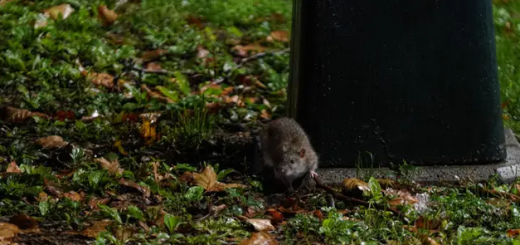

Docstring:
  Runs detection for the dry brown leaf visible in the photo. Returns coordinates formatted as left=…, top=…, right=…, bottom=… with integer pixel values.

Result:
left=342, top=178, right=370, bottom=197
left=95, top=158, right=124, bottom=176
left=0, top=222, right=20, bottom=242
left=43, top=4, right=75, bottom=20
left=141, top=84, right=174, bottom=104
left=197, top=46, right=210, bottom=59
left=63, top=191, right=83, bottom=202
left=192, top=166, right=246, bottom=192
left=142, top=49, right=168, bottom=62
left=97, top=5, right=118, bottom=25
left=36, top=136, right=69, bottom=149
left=239, top=231, right=278, bottom=245
left=113, top=226, right=134, bottom=241
left=88, top=197, right=111, bottom=210
left=44, top=179, right=64, bottom=197
left=2, top=107, right=49, bottom=123
left=81, top=220, right=112, bottom=238
left=119, top=178, right=151, bottom=198
left=260, top=109, right=271, bottom=120
left=240, top=217, right=274, bottom=231
left=233, top=43, right=267, bottom=57
left=145, top=62, right=162, bottom=71
left=9, top=214, right=38, bottom=230
left=85, top=71, right=115, bottom=89
left=508, top=228, right=520, bottom=237
left=266, top=30, right=289, bottom=42
left=266, top=209, right=284, bottom=224
left=6, top=161, right=21, bottom=173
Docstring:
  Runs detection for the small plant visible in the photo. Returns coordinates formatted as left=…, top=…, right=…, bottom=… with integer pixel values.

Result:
left=168, top=106, right=216, bottom=148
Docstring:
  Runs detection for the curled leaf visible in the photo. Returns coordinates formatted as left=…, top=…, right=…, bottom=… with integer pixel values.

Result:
left=243, top=218, right=274, bottom=231
left=1, top=106, right=49, bottom=123
left=119, top=179, right=151, bottom=198
left=98, top=5, right=118, bottom=25
left=36, top=135, right=69, bottom=149
left=43, top=4, right=75, bottom=20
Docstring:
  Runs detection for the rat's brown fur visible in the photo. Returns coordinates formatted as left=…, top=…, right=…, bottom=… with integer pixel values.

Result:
left=258, top=117, right=319, bottom=192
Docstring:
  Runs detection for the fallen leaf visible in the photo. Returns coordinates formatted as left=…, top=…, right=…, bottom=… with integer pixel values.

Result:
left=139, top=115, right=159, bottom=146
left=142, top=49, right=168, bottom=62
left=233, top=43, right=267, bottom=57
left=97, top=5, right=118, bottom=25
left=141, top=84, right=174, bottom=104
left=114, top=226, right=135, bottom=241
left=266, top=209, right=284, bottom=224
left=342, top=178, right=370, bottom=197
left=239, top=231, right=278, bottom=245
left=84, top=71, right=115, bottom=89
left=197, top=45, right=210, bottom=59
left=260, top=109, right=271, bottom=120
left=415, top=216, right=442, bottom=230
left=120, top=178, right=151, bottom=198
left=114, top=140, right=129, bottom=156
left=6, top=161, right=21, bottom=173
left=9, top=214, right=38, bottom=230
left=266, top=30, right=289, bottom=42
left=0, top=222, right=20, bottom=242
left=313, top=209, right=324, bottom=221
left=95, top=158, right=124, bottom=176
left=242, top=218, right=274, bottom=231
left=54, top=110, right=75, bottom=121
left=81, top=220, right=112, bottom=238
left=88, top=197, right=111, bottom=210
left=191, top=166, right=246, bottom=192
left=1, top=107, right=49, bottom=123
left=106, top=32, right=126, bottom=45
left=508, top=229, right=520, bottom=237
left=63, top=191, right=83, bottom=202
left=145, top=62, right=162, bottom=71
left=418, top=234, right=441, bottom=245
left=210, top=204, right=228, bottom=216
left=44, top=179, right=64, bottom=197
left=43, top=4, right=75, bottom=20
left=36, top=136, right=69, bottom=149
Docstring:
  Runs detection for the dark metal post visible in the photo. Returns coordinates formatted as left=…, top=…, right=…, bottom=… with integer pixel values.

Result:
left=287, top=0, right=506, bottom=167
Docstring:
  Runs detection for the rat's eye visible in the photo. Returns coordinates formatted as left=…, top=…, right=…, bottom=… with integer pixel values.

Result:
left=290, top=160, right=294, bottom=164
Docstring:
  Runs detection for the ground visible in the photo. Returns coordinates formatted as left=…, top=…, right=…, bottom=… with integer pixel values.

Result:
left=2, top=0, right=520, bottom=244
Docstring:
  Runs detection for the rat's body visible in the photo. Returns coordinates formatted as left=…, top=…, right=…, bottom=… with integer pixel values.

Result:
left=257, top=117, right=319, bottom=192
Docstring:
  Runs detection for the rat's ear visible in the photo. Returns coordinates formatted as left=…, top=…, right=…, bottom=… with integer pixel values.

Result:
left=299, top=148, right=306, bottom=158
left=282, top=144, right=288, bottom=152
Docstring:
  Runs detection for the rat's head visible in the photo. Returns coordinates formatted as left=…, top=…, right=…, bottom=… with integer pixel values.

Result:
left=274, top=147, right=307, bottom=179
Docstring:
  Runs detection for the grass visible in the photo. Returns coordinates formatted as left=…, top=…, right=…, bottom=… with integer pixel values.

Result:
left=1, top=0, right=520, bottom=244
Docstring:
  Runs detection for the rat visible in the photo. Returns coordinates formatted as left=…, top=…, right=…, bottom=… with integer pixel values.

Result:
left=256, top=117, right=319, bottom=192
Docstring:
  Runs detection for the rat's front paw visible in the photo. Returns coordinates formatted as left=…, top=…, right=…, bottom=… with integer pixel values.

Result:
left=310, top=170, right=318, bottom=178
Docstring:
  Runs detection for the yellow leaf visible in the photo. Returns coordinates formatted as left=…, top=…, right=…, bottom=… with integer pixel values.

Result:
left=192, top=166, right=246, bottom=192
left=36, top=136, right=69, bottom=149
left=114, top=140, right=129, bottom=156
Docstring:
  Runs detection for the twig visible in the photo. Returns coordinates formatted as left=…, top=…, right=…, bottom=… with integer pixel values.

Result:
left=313, top=176, right=404, bottom=218
left=226, top=48, right=290, bottom=78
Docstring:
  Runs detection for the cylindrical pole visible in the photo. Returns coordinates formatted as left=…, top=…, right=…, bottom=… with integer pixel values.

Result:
left=287, top=0, right=506, bottom=167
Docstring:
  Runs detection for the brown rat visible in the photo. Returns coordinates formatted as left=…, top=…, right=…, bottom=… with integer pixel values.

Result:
left=257, top=117, right=319, bottom=192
